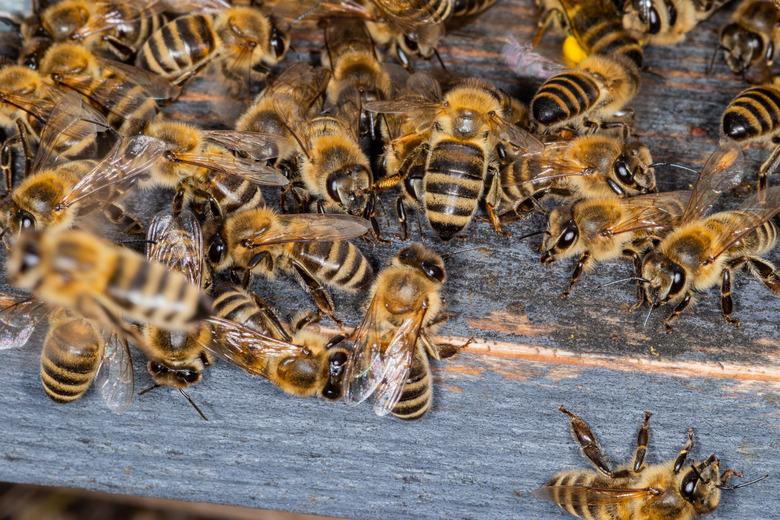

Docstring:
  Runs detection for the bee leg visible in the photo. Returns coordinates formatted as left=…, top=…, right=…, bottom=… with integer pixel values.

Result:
left=559, top=406, right=614, bottom=478
left=719, top=468, right=744, bottom=486
left=191, top=188, right=223, bottom=222
left=365, top=194, right=390, bottom=243
left=673, top=428, right=695, bottom=473
left=720, top=269, right=740, bottom=327
left=172, top=185, right=186, bottom=216
left=101, top=35, right=136, bottom=62
left=561, top=251, right=591, bottom=299
left=663, top=292, right=692, bottom=333
left=758, top=143, right=780, bottom=193
left=485, top=166, right=511, bottom=237
left=632, top=411, right=652, bottom=473
left=15, top=119, right=33, bottom=179
left=396, top=197, right=409, bottom=241
left=251, top=293, right=291, bottom=342
left=316, top=200, right=326, bottom=214
left=289, top=260, right=341, bottom=325
left=532, top=8, right=564, bottom=47
left=229, top=267, right=251, bottom=289
left=290, top=311, right=320, bottom=333
left=103, top=203, right=145, bottom=236
left=747, top=257, right=780, bottom=294
left=623, top=248, right=646, bottom=311
left=1, top=137, right=16, bottom=193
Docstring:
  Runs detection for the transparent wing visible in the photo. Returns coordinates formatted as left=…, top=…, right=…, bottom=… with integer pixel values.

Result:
left=200, top=130, right=284, bottom=162
left=344, top=296, right=384, bottom=405
left=244, top=213, right=371, bottom=248
left=265, top=62, right=331, bottom=104
left=371, top=0, right=449, bottom=29
left=161, top=0, right=232, bottom=12
left=98, top=58, right=182, bottom=100
left=682, top=145, right=743, bottom=223
left=0, top=295, right=46, bottom=350
left=533, top=486, right=661, bottom=507
left=204, top=317, right=307, bottom=378
left=404, top=72, right=442, bottom=102
left=502, top=36, right=566, bottom=79
left=71, top=0, right=168, bottom=40
left=56, top=135, right=169, bottom=209
left=490, top=112, right=544, bottom=153
left=170, top=149, right=288, bottom=186
left=95, top=333, right=134, bottom=414
left=708, top=186, right=780, bottom=262
left=146, top=209, right=204, bottom=287
left=603, top=191, right=692, bottom=236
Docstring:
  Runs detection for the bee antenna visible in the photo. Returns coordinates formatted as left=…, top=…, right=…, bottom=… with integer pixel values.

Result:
left=718, top=474, right=769, bottom=490
left=649, top=162, right=698, bottom=174
left=433, top=48, right=447, bottom=72
left=138, top=383, right=161, bottom=396
left=516, top=229, right=550, bottom=240
left=599, top=276, right=649, bottom=288
left=179, top=388, right=208, bottom=421
left=642, top=303, right=655, bottom=328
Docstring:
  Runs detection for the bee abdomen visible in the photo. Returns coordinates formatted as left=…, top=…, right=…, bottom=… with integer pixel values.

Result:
left=391, top=344, right=432, bottom=420
left=581, top=21, right=644, bottom=68
left=452, top=0, right=496, bottom=17
left=546, top=471, right=605, bottom=519
left=209, top=174, right=264, bottom=215
left=531, top=72, right=600, bottom=127
left=92, top=78, right=158, bottom=135
left=294, top=241, right=374, bottom=291
left=722, top=85, right=780, bottom=142
left=137, top=14, right=217, bottom=79
left=39, top=319, right=102, bottom=403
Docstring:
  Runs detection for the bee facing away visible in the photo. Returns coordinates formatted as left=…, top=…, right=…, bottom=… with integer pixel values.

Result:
left=366, top=73, right=543, bottom=240
left=213, top=285, right=291, bottom=342
left=620, top=0, right=725, bottom=46
left=451, top=0, right=496, bottom=17
left=343, top=244, right=464, bottom=420
left=206, top=207, right=373, bottom=323
left=136, top=5, right=289, bottom=90
left=719, top=0, right=780, bottom=83
left=536, top=407, right=763, bottom=520
left=721, top=79, right=780, bottom=191
left=640, top=147, right=780, bottom=330
left=499, top=134, right=656, bottom=218
left=540, top=190, right=690, bottom=298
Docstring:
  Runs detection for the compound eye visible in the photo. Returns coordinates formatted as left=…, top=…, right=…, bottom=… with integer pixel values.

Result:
left=614, top=156, right=634, bottom=185
left=270, top=28, right=285, bottom=57
left=648, top=7, right=661, bottom=34
left=766, top=41, right=774, bottom=61
left=178, top=370, right=199, bottom=384
left=421, top=260, right=445, bottom=282
left=669, top=263, right=686, bottom=295
left=398, top=247, right=416, bottom=262
left=207, top=239, right=226, bottom=264
left=403, top=33, right=419, bottom=52
left=680, top=470, right=699, bottom=502
left=149, top=361, right=168, bottom=375
left=16, top=209, right=35, bottom=231
left=557, top=220, right=578, bottom=249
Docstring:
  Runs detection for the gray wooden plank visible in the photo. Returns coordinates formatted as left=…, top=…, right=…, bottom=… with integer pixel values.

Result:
left=0, top=0, right=778, bottom=518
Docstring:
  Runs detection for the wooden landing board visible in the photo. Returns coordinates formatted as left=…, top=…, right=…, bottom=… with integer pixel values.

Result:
left=0, top=0, right=778, bottom=518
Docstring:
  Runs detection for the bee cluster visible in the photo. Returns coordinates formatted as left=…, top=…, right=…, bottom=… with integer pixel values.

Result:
left=0, top=0, right=775, bottom=517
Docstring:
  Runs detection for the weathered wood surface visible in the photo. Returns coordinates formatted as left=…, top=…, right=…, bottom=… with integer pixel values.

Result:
left=0, top=0, right=779, bottom=519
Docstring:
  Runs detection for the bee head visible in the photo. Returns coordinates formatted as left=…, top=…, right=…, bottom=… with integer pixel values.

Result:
left=147, top=359, right=203, bottom=388
left=679, top=455, right=722, bottom=514
left=720, top=23, right=767, bottom=75
left=540, top=207, right=578, bottom=265
left=40, top=1, right=89, bottom=41
left=40, top=42, right=99, bottom=80
left=327, top=163, right=371, bottom=216
left=609, top=142, right=656, bottom=195
left=6, top=229, right=43, bottom=290
left=395, top=243, right=446, bottom=283
left=322, top=335, right=349, bottom=400
left=641, top=250, right=687, bottom=305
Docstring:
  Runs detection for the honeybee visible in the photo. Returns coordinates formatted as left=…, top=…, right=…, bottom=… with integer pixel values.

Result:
left=721, top=79, right=780, bottom=191
left=640, top=147, right=780, bottom=330
left=719, top=0, right=780, bottom=83
left=213, top=285, right=292, bottom=341
left=536, top=406, right=765, bottom=520
left=39, top=42, right=180, bottom=135
left=6, top=227, right=213, bottom=344
left=0, top=296, right=135, bottom=411
left=206, top=206, right=373, bottom=322
left=135, top=4, right=289, bottom=90
left=535, top=0, right=644, bottom=69
left=530, top=53, right=640, bottom=134
left=342, top=244, right=463, bottom=419
left=451, top=0, right=496, bottom=18
left=138, top=210, right=215, bottom=394
left=365, top=74, right=543, bottom=240
left=539, top=190, right=690, bottom=298
left=620, top=0, right=724, bottom=45
left=499, top=134, right=657, bottom=218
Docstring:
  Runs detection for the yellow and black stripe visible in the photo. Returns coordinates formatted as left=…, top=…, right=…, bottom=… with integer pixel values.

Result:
left=452, top=0, right=496, bottom=18
left=136, top=14, right=218, bottom=81
left=722, top=84, right=780, bottom=142
left=213, top=287, right=290, bottom=341
left=39, top=315, right=102, bottom=403
left=290, top=241, right=374, bottom=291
left=391, top=343, right=433, bottom=420
left=544, top=471, right=617, bottom=520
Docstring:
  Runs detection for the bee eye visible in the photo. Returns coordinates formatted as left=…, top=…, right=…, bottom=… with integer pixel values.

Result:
left=614, top=157, right=634, bottom=184
left=647, top=7, right=661, bottom=34
left=766, top=41, right=774, bottom=61
left=421, top=260, right=445, bottom=282
left=208, top=238, right=226, bottom=264
left=15, top=209, right=35, bottom=231
left=669, top=263, right=687, bottom=295
left=149, top=361, right=168, bottom=375
left=557, top=220, right=578, bottom=249
left=680, top=470, right=699, bottom=502
left=403, top=33, right=419, bottom=52
left=178, top=370, right=199, bottom=384
left=270, top=28, right=286, bottom=57
left=398, top=247, right=416, bottom=262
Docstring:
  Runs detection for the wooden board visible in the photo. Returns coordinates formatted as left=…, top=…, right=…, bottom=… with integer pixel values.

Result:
left=0, top=0, right=778, bottom=519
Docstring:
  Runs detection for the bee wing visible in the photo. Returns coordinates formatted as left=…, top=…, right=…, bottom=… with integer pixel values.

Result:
left=708, top=186, right=780, bottom=262
left=161, top=0, right=232, bottom=12
left=681, top=145, right=743, bottom=223
left=0, top=295, right=46, bottom=350
left=32, top=92, right=112, bottom=173
left=147, top=210, right=204, bottom=287
left=56, top=135, right=169, bottom=209
left=343, top=296, right=385, bottom=405
left=371, top=0, right=446, bottom=30
left=286, top=0, right=376, bottom=22
left=97, top=58, right=182, bottom=100
left=201, top=130, right=285, bottom=162
left=405, top=72, right=442, bottom=102
left=533, top=485, right=661, bottom=506
left=490, top=112, right=544, bottom=153
left=70, top=0, right=169, bottom=41
left=245, top=214, right=371, bottom=247
left=171, top=150, right=289, bottom=186
left=363, top=96, right=439, bottom=134
left=603, top=191, right=692, bottom=236
left=95, top=333, right=135, bottom=414
left=203, top=317, right=307, bottom=378
left=267, top=63, right=330, bottom=104
left=501, top=36, right=566, bottom=79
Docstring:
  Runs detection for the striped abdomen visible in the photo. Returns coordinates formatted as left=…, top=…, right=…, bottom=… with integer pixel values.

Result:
left=423, top=140, right=487, bottom=240
left=66, top=76, right=158, bottom=136
left=205, top=171, right=265, bottom=215
left=566, top=0, right=643, bottom=67
left=715, top=212, right=778, bottom=257
left=213, top=287, right=290, bottom=341
left=391, top=342, right=433, bottom=420
left=500, top=154, right=549, bottom=207
left=136, top=14, right=218, bottom=82
left=541, top=470, right=618, bottom=519
left=721, top=84, right=780, bottom=143
left=289, top=241, right=373, bottom=291
left=376, top=0, right=453, bottom=24
left=104, top=249, right=211, bottom=329
left=452, top=0, right=496, bottom=17
left=531, top=71, right=600, bottom=128
left=40, top=313, right=103, bottom=403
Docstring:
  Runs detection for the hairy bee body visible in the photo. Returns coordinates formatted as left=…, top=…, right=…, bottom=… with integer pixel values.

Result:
left=720, top=0, right=780, bottom=81
left=721, top=83, right=780, bottom=144
left=452, top=0, right=497, bottom=17
left=213, top=286, right=291, bottom=341
left=141, top=325, right=213, bottom=388
left=531, top=54, right=640, bottom=131
left=137, top=14, right=218, bottom=82
left=40, top=308, right=104, bottom=403
left=286, top=240, right=374, bottom=292
left=621, top=0, right=719, bottom=46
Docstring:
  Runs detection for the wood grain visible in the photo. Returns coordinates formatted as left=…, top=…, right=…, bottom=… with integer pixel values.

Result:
left=0, top=0, right=778, bottom=519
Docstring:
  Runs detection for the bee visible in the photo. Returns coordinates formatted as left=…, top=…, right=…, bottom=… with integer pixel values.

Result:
left=366, top=74, right=543, bottom=240
left=536, top=406, right=765, bottom=520
left=37, top=0, right=167, bottom=61
left=213, top=285, right=292, bottom=342
left=342, top=244, right=464, bottom=420
left=6, top=227, right=213, bottom=344
left=451, top=0, right=496, bottom=18
left=719, top=0, right=780, bottom=83
left=38, top=42, right=180, bottom=136
left=530, top=53, right=641, bottom=134
left=620, top=0, right=724, bottom=46
left=135, top=4, right=289, bottom=90
left=535, top=0, right=644, bottom=69
left=539, top=190, right=690, bottom=298
left=0, top=296, right=134, bottom=411
left=721, top=80, right=780, bottom=192
left=499, top=134, right=657, bottom=218
left=640, top=147, right=780, bottom=330
left=206, top=206, right=373, bottom=322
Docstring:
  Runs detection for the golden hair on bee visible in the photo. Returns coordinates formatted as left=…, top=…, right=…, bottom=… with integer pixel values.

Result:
left=719, top=0, right=780, bottom=82
left=620, top=0, right=719, bottom=46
